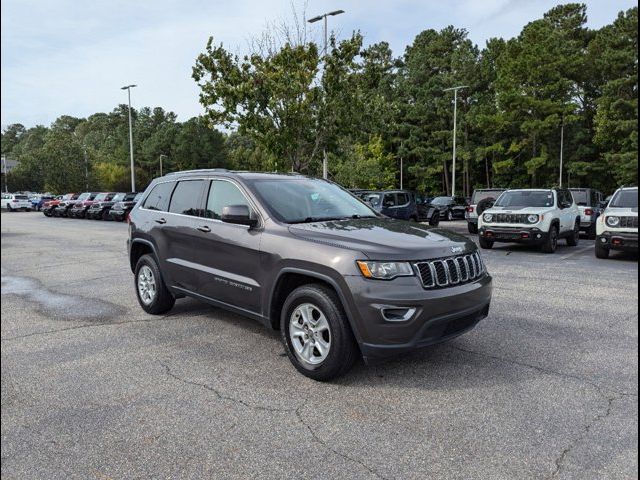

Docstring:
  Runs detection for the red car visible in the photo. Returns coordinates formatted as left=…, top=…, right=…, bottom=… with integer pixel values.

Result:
left=42, top=193, right=77, bottom=217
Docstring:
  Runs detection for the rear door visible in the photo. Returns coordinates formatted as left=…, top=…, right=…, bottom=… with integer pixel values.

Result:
left=190, top=179, right=263, bottom=314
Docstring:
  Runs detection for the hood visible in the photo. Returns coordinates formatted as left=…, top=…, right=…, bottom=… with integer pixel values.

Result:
left=288, top=217, right=476, bottom=260
left=484, top=205, right=553, bottom=215
left=605, top=206, right=638, bottom=216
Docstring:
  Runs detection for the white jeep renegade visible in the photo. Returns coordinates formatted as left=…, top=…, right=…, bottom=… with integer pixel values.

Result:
left=595, top=186, right=638, bottom=259
left=478, top=188, right=581, bottom=254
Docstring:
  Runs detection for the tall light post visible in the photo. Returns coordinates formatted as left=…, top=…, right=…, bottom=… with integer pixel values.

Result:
left=121, top=84, right=137, bottom=192
left=2, top=155, right=8, bottom=193
left=559, top=114, right=565, bottom=188
left=443, top=85, right=468, bottom=197
left=159, top=154, right=167, bottom=177
left=308, top=9, right=345, bottom=179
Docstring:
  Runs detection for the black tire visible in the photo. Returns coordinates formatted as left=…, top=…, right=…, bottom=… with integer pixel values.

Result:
left=479, top=236, right=494, bottom=249
left=587, top=224, right=597, bottom=240
left=429, top=213, right=440, bottom=227
left=409, top=216, right=418, bottom=222
left=468, top=223, right=478, bottom=234
left=281, top=284, right=358, bottom=381
left=541, top=225, right=559, bottom=254
left=566, top=220, right=580, bottom=246
left=101, top=210, right=110, bottom=220
left=25, top=209, right=32, bottom=212
left=476, top=198, right=495, bottom=216
left=134, top=254, right=175, bottom=314
left=595, top=241, right=610, bottom=259
left=7, top=205, right=14, bottom=212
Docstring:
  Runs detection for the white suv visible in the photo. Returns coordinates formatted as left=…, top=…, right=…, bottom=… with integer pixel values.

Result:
left=478, top=188, right=581, bottom=254
left=1, top=193, right=33, bottom=212
left=595, top=186, right=638, bottom=259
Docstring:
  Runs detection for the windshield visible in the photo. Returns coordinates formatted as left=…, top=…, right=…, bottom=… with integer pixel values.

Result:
left=569, top=190, right=589, bottom=206
left=472, top=190, right=504, bottom=204
left=77, top=193, right=91, bottom=201
left=609, top=189, right=638, bottom=208
left=248, top=178, right=377, bottom=223
left=111, top=193, right=126, bottom=202
left=14, top=195, right=28, bottom=200
left=431, top=197, right=452, bottom=206
left=494, top=190, right=554, bottom=208
left=94, top=193, right=107, bottom=202
left=133, top=193, right=143, bottom=202
left=364, top=193, right=382, bottom=206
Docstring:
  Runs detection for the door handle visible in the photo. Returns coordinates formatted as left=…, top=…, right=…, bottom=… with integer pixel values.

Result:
left=196, top=225, right=211, bottom=233
left=155, top=218, right=167, bottom=224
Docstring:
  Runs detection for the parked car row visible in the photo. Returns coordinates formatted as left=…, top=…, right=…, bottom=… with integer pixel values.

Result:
left=473, top=186, right=637, bottom=259
left=41, top=191, right=142, bottom=221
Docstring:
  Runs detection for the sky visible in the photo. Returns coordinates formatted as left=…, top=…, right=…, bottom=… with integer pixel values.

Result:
left=1, top=0, right=636, bottom=129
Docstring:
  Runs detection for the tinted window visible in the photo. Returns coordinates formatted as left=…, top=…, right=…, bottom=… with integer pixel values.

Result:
left=168, top=180, right=206, bottom=216
left=206, top=180, right=250, bottom=219
left=396, top=193, right=409, bottom=205
left=143, top=182, right=175, bottom=211
left=432, top=197, right=453, bottom=206
left=94, top=193, right=108, bottom=202
left=365, top=193, right=382, bottom=206
left=471, top=191, right=502, bottom=204
left=383, top=194, right=396, bottom=207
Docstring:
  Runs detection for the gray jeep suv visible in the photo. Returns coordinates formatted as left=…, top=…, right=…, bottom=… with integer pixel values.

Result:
left=128, top=170, right=492, bottom=380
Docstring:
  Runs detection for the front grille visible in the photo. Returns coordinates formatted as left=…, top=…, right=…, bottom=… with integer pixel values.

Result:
left=619, top=216, right=639, bottom=229
left=492, top=213, right=528, bottom=224
left=415, top=252, right=486, bottom=289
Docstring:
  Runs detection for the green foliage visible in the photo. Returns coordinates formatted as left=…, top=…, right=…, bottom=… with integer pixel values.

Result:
left=333, top=135, right=396, bottom=189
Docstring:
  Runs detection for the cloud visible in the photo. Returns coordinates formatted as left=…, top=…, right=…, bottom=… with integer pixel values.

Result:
left=2, top=0, right=636, bottom=128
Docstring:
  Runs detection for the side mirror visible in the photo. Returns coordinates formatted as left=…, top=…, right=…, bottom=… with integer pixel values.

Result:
left=221, top=204, right=257, bottom=227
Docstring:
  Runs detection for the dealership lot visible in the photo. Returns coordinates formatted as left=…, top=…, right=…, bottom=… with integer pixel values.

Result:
left=1, top=213, right=637, bottom=479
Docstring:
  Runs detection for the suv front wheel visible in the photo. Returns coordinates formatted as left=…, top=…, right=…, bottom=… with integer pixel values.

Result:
left=134, top=254, right=175, bottom=314
left=541, top=225, right=559, bottom=254
left=281, top=284, right=358, bottom=381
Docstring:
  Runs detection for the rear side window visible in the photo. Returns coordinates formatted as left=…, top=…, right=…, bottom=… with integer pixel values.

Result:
left=206, top=180, right=250, bottom=219
left=396, top=193, right=409, bottom=205
left=168, top=180, right=207, bottom=216
left=143, top=182, right=175, bottom=211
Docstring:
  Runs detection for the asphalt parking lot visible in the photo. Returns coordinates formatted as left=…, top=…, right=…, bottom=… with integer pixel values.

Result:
left=1, top=212, right=637, bottom=479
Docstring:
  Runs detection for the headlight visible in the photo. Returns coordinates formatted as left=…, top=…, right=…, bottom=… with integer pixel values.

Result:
left=606, top=216, right=620, bottom=227
left=356, top=261, right=414, bottom=280
left=483, top=213, right=493, bottom=223
left=527, top=214, right=539, bottom=224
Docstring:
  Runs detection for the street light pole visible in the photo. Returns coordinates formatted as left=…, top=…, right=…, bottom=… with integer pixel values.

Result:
left=559, top=115, right=564, bottom=188
left=121, top=84, right=137, bottom=192
left=443, top=85, right=468, bottom=197
left=2, top=155, right=8, bottom=193
left=308, top=9, right=345, bottom=180
left=159, top=154, right=167, bottom=177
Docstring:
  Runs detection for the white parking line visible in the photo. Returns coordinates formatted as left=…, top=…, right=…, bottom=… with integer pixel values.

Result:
left=560, top=244, right=593, bottom=260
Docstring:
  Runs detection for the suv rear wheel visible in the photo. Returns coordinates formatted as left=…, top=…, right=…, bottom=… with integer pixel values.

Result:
left=134, top=254, right=175, bottom=314
left=281, top=284, right=358, bottom=381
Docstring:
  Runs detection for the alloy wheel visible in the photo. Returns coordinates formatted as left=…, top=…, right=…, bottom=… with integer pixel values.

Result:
left=289, top=303, right=331, bottom=365
left=137, top=265, right=157, bottom=305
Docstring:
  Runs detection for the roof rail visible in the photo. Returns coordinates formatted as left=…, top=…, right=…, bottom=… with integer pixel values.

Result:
left=165, top=168, right=229, bottom=175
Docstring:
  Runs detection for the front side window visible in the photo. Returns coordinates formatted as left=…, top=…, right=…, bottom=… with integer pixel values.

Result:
left=364, top=193, right=382, bottom=207
left=168, top=180, right=207, bottom=216
left=247, top=178, right=377, bottom=223
left=494, top=190, right=554, bottom=208
left=431, top=197, right=453, bottom=206
left=206, top=180, right=250, bottom=219
left=396, top=193, right=409, bottom=205
left=143, top=182, right=175, bottom=211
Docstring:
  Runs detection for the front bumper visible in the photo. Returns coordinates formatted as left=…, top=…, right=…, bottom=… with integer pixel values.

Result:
left=479, top=226, right=548, bottom=245
left=344, top=274, right=492, bottom=362
left=597, top=232, right=638, bottom=252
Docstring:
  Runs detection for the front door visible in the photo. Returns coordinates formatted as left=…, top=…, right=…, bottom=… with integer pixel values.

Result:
left=191, top=179, right=263, bottom=314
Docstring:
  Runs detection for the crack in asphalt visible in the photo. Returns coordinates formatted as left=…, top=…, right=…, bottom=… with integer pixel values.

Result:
left=449, top=345, right=637, bottom=397
left=448, top=345, right=633, bottom=479
left=159, top=362, right=297, bottom=413
left=547, top=394, right=622, bottom=479
left=160, top=362, right=387, bottom=479
left=1, top=310, right=211, bottom=342
left=294, top=404, right=389, bottom=480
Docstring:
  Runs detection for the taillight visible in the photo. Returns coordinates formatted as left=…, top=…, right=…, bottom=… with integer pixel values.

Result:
left=585, top=209, right=593, bottom=216
left=12, top=199, right=18, bottom=203
left=467, top=206, right=474, bottom=213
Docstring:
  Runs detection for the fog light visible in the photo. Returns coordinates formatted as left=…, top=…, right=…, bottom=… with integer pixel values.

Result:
left=613, top=239, right=622, bottom=246
left=536, top=234, right=542, bottom=239
left=521, top=233, right=529, bottom=239
left=601, top=237, right=608, bottom=243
